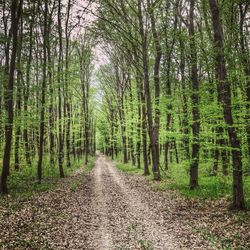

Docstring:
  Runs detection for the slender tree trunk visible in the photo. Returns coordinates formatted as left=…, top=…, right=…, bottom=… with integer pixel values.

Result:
left=209, top=0, right=244, bottom=209
left=14, top=16, right=23, bottom=170
left=164, top=141, right=169, bottom=170
left=142, top=96, right=149, bottom=175
left=163, top=0, right=179, bottom=169
left=23, top=12, right=34, bottom=166
left=1, top=0, right=23, bottom=193
left=189, top=0, right=201, bottom=189
left=136, top=78, right=142, bottom=169
left=47, top=12, right=55, bottom=166
left=148, top=0, right=162, bottom=179
left=179, top=33, right=190, bottom=160
left=37, top=0, right=48, bottom=183
left=48, top=48, right=55, bottom=165
left=138, top=0, right=160, bottom=180
left=174, top=140, right=179, bottom=164
left=212, top=125, right=228, bottom=176
left=129, top=82, right=136, bottom=165
left=120, top=96, right=128, bottom=163
left=57, top=0, right=65, bottom=178
left=65, top=0, right=72, bottom=168
left=84, top=81, right=89, bottom=165
left=239, top=4, right=250, bottom=160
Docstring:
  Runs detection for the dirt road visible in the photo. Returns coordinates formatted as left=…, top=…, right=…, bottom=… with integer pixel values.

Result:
left=85, top=155, right=178, bottom=249
left=0, top=155, right=216, bottom=249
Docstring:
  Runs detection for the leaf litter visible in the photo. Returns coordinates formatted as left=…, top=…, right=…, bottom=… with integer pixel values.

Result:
left=0, top=156, right=249, bottom=249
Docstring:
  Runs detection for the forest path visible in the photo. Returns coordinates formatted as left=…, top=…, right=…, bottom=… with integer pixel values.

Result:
left=0, top=155, right=215, bottom=249
left=86, top=155, right=178, bottom=249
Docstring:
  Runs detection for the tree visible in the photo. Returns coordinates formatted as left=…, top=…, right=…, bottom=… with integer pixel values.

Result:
left=37, top=0, right=48, bottom=183
left=1, top=0, right=23, bottom=194
left=209, top=0, right=244, bottom=209
left=188, top=0, right=201, bottom=189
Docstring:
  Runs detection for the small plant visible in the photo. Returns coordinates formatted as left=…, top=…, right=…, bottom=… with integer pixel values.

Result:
left=127, top=222, right=137, bottom=232
left=70, top=181, right=78, bottom=192
left=86, top=157, right=95, bottom=171
left=115, top=244, right=128, bottom=250
left=138, top=239, right=153, bottom=250
left=195, top=227, right=217, bottom=247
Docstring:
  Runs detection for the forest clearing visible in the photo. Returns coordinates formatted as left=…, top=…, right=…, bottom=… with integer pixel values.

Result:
left=0, top=0, right=250, bottom=249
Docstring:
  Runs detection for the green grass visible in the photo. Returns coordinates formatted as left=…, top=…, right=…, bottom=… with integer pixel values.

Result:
left=115, top=158, right=250, bottom=206
left=158, top=162, right=233, bottom=199
left=0, top=156, right=96, bottom=200
left=115, top=162, right=144, bottom=175
left=158, top=161, right=250, bottom=205
left=86, top=157, right=96, bottom=171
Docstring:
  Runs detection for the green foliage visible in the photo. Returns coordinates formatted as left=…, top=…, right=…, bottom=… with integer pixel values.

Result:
left=137, top=239, right=153, bottom=250
left=157, top=162, right=249, bottom=205
left=0, top=156, right=84, bottom=199
left=86, top=157, right=96, bottom=172
left=116, top=159, right=250, bottom=205
left=116, top=162, right=144, bottom=175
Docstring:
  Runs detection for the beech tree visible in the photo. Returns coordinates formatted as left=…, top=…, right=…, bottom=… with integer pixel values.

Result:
left=94, top=0, right=249, bottom=209
left=209, top=0, right=244, bottom=209
left=0, top=0, right=95, bottom=193
left=1, top=0, right=23, bottom=193
left=0, top=0, right=249, bottom=210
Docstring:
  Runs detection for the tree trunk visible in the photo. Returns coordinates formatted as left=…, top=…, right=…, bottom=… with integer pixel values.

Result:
left=136, top=79, right=142, bottom=169
left=189, top=0, right=200, bottom=189
left=209, top=0, right=244, bottom=209
left=120, top=97, right=128, bottom=164
left=47, top=12, right=55, bottom=166
left=84, top=81, right=89, bottom=165
left=1, top=0, right=23, bottom=193
left=57, top=0, right=65, bottom=178
left=141, top=90, right=149, bottom=175
left=37, top=0, right=48, bottom=183
left=239, top=4, right=250, bottom=161
left=147, top=0, right=162, bottom=180
left=14, top=17, right=23, bottom=171
left=23, top=10, right=34, bottom=166
left=179, top=32, right=190, bottom=160
left=129, top=84, right=135, bottom=166
left=137, top=0, right=160, bottom=180
left=65, top=0, right=72, bottom=168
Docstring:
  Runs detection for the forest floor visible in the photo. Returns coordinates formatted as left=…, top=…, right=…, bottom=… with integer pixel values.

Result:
left=0, top=155, right=249, bottom=249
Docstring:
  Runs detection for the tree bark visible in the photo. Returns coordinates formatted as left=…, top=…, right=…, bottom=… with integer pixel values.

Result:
left=239, top=4, right=250, bottom=161
left=209, top=0, right=244, bottom=209
left=179, top=31, right=190, bottom=160
left=189, top=0, right=201, bottom=189
left=137, top=0, right=160, bottom=180
left=1, top=0, right=23, bottom=193
left=147, top=0, right=162, bottom=180
left=65, top=0, right=72, bottom=168
left=57, top=0, right=65, bottom=178
left=37, top=0, right=49, bottom=183
left=23, top=9, right=34, bottom=166
left=136, top=76, right=142, bottom=169
left=14, top=13, right=23, bottom=171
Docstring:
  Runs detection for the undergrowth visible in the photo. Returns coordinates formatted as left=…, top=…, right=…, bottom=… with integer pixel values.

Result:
left=0, top=155, right=95, bottom=200
left=115, top=156, right=250, bottom=207
left=116, top=162, right=144, bottom=175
